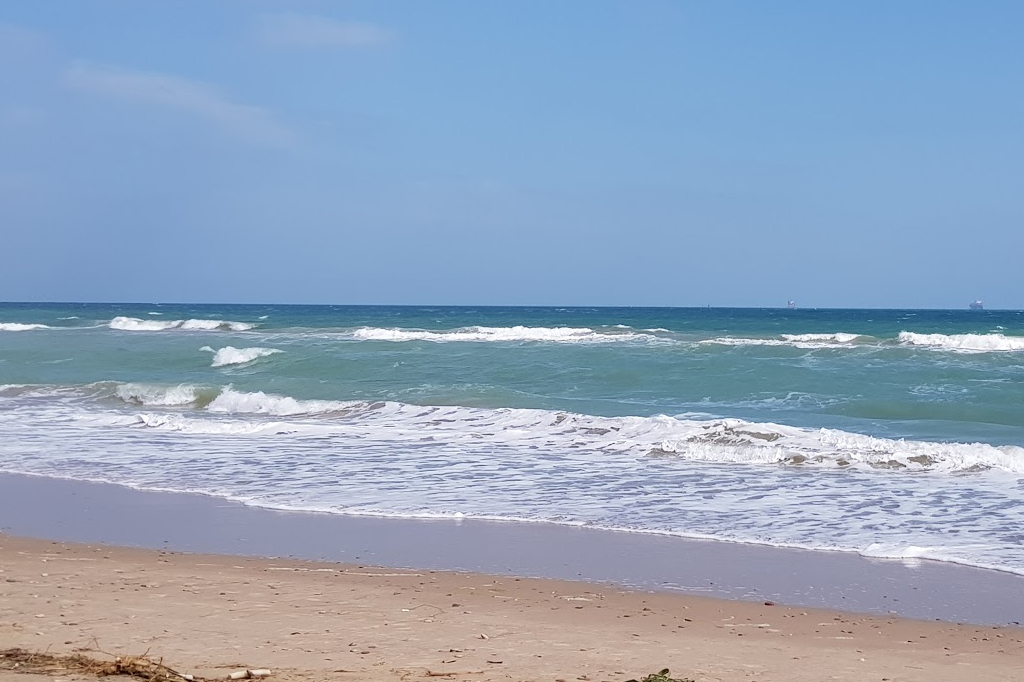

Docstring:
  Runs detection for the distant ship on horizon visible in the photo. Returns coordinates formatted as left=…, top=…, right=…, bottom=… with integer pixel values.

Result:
left=969, top=300, right=984, bottom=310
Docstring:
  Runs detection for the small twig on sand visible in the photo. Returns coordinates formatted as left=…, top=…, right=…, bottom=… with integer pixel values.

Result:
left=425, top=671, right=484, bottom=677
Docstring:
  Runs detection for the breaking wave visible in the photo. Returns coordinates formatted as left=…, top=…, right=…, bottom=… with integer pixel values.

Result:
left=897, top=331, right=1024, bottom=353
left=206, top=388, right=366, bottom=416
left=652, top=420, right=1024, bottom=473
left=86, top=385, right=1024, bottom=475
left=781, top=332, right=864, bottom=343
left=351, top=325, right=656, bottom=344
left=704, top=333, right=871, bottom=349
left=114, top=383, right=204, bottom=407
left=109, top=316, right=254, bottom=332
left=201, top=346, right=282, bottom=367
left=0, top=323, right=52, bottom=331
left=703, top=331, right=1024, bottom=354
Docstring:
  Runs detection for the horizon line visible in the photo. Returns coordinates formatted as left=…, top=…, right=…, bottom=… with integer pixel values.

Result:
left=0, top=301, right=1015, bottom=312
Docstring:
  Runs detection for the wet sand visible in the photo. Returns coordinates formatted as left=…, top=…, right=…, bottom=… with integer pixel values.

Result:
left=0, top=473, right=1022, bottom=625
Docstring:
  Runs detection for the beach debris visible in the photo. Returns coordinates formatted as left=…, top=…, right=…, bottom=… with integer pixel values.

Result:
left=1, top=647, right=196, bottom=681
left=624, top=669, right=695, bottom=682
left=227, top=669, right=271, bottom=679
left=425, top=670, right=483, bottom=677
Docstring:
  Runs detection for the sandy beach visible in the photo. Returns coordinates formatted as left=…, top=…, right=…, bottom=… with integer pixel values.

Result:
left=1, top=533, right=1022, bottom=682
left=2, top=476, right=1024, bottom=682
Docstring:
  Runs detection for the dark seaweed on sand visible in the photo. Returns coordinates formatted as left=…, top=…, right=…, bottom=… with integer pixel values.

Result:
left=625, top=669, right=695, bottom=682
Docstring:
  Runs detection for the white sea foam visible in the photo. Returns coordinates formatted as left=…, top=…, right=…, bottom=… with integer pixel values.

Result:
left=3, top=385, right=1024, bottom=577
left=898, top=331, right=1024, bottom=353
left=654, top=420, right=1024, bottom=473
left=861, top=543, right=951, bottom=561
left=114, top=383, right=202, bottom=406
left=781, top=333, right=863, bottom=343
left=109, top=316, right=254, bottom=332
left=351, top=325, right=653, bottom=344
left=100, top=386, right=1024, bottom=475
left=0, top=322, right=51, bottom=331
left=201, top=346, right=282, bottom=367
left=180, top=319, right=253, bottom=331
left=129, top=413, right=297, bottom=435
left=708, top=335, right=860, bottom=350
left=855, top=543, right=1024, bottom=576
left=109, top=317, right=181, bottom=331
left=705, top=333, right=870, bottom=349
left=699, top=330, right=1024, bottom=353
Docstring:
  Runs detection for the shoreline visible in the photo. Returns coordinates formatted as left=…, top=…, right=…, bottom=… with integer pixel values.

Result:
left=1, top=472, right=1022, bottom=625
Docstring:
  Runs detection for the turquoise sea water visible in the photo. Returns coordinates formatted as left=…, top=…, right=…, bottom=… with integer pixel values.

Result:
left=1, top=303, right=1023, bottom=574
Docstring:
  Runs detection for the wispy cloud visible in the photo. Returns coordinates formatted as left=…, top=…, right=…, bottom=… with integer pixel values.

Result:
left=65, top=62, right=296, bottom=148
left=255, top=13, right=395, bottom=49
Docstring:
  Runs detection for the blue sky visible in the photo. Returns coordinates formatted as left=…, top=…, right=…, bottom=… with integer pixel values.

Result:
left=1, top=1, right=1021, bottom=307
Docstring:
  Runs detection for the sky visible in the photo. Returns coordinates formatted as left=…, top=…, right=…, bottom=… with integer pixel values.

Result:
left=1, top=1, right=1022, bottom=308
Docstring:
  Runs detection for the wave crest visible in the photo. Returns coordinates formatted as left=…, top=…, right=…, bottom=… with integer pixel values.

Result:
left=114, top=383, right=204, bottom=407
left=898, top=331, right=1024, bottom=353
left=109, top=316, right=254, bottom=332
left=201, top=346, right=282, bottom=367
left=206, top=388, right=369, bottom=416
left=653, top=420, right=1024, bottom=473
left=351, top=325, right=654, bottom=344
left=0, top=322, right=51, bottom=331
left=781, top=332, right=864, bottom=343
left=95, top=385, right=1024, bottom=475
left=705, top=333, right=869, bottom=349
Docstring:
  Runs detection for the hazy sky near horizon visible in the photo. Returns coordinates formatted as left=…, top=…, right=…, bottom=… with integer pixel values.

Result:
left=1, top=1, right=1022, bottom=308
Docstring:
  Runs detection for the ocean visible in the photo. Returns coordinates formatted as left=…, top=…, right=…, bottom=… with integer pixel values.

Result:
left=1, top=303, right=1022, bottom=576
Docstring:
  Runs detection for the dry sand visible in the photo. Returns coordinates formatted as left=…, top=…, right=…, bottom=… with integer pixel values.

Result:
left=2, top=534, right=1022, bottom=682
